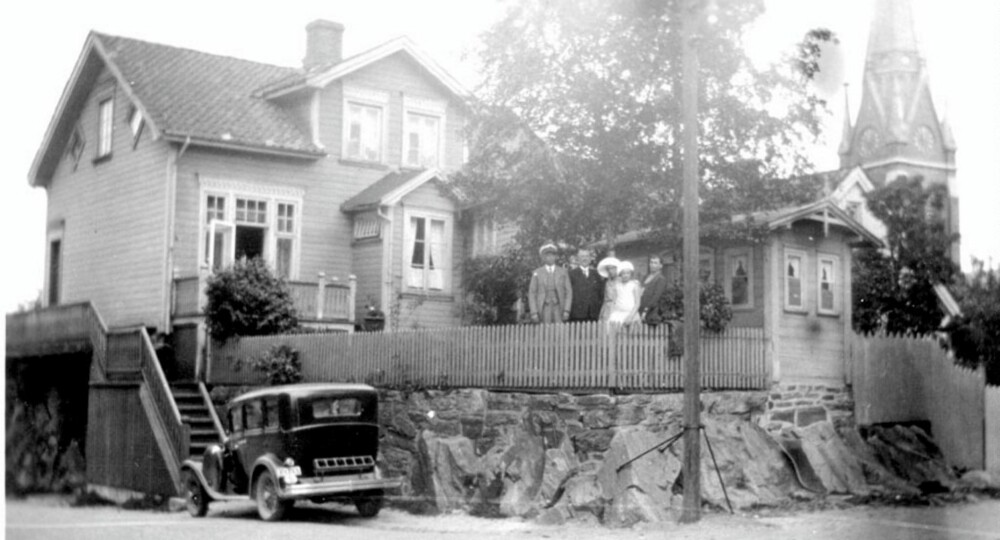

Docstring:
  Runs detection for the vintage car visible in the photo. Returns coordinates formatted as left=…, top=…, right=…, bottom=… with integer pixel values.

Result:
left=180, top=383, right=401, bottom=521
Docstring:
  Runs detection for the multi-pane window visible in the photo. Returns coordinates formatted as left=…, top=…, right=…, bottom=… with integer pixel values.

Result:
left=818, top=256, right=838, bottom=314
left=97, top=98, right=114, bottom=158
left=345, top=102, right=383, bottom=161
left=200, top=187, right=301, bottom=279
left=236, top=198, right=267, bottom=224
left=785, top=250, right=805, bottom=310
left=726, top=251, right=751, bottom=308
left=276, top=203, right=295, bottom=278
left=404, top=112, right=441, bottom=168
left=407, top=214, right=448, bottom=291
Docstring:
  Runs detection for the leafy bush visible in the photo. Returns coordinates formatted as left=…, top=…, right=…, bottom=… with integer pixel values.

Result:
left=649, top=282, right=733, bottom=333
left=244, top=344, right=302, bottom=386
left=462, top=248, right=533, bottom=325
left=204, top=258, right=298, bottom=341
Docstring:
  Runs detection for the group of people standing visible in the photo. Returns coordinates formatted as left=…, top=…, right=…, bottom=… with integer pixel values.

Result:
left=527, top=244, right=668, bottom=331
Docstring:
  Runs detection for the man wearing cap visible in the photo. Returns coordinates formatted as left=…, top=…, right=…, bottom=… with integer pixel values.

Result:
left=528, top=243, right=572, bottom=323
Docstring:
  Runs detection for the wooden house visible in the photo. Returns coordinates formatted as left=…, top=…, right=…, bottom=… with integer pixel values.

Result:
left=28, top=20, right=472, bottom=349
left=612, top=198, right=881, bottom=386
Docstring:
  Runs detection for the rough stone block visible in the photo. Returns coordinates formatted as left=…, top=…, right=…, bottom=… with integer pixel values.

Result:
left=770, top=409, right=794, bottom=424
left=571, top=429, right=614, bottom=455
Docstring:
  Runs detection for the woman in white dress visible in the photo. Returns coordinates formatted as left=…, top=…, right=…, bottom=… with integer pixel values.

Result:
left=606, top=261, right=641, bottom=331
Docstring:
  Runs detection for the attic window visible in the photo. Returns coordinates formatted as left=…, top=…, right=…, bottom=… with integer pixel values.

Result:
left=96, top=98, right=113, bottom=159
left=353, top=216, right=380, bottom=239
left=127, top=105, right=144, bottom=147
left=67, top=127, right=85, bottom=169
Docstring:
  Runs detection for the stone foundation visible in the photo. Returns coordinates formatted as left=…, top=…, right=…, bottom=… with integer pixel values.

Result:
left=762, top=384, right=854, bottom=434
left=376, top=388, right=808, bottom=524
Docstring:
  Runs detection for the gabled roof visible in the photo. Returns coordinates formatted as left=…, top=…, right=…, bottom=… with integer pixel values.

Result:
left=258, top=36, right=469, bottom=101
left=829, top=166, right=874, bottom=200
left=30, top=31, right=324, bottom=185
left=742, top=197, right=883, bottom=247
left=341, top=168, right=458, bottom=212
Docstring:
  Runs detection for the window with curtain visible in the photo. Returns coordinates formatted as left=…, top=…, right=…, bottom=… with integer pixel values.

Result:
left=403, top=111, right=441, bottom=168
left=345, top=102, right=383, bottom=162
left=818, top=255, right=838, bottom=314
left=785, top=250, right=805, bottom=310
left=407, top=214, right=448, bottom=291
left=726, top=250, right=751, bottom=308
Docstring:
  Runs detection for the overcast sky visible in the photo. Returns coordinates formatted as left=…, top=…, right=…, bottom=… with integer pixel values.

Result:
left=2, top=0, right=998, bottom=312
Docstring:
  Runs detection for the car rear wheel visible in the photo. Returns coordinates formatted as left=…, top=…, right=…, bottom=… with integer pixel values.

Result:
left=183, top=470, right=209, bottom=518
left=355, top=494, right=383, bottom=518
left=254, top=470, right=291, bottom=521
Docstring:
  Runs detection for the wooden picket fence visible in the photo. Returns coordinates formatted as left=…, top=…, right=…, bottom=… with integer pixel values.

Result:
left=208, top=322, right=769, bottom=391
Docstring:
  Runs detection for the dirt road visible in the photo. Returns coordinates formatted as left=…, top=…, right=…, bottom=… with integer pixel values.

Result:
left=5, top=495, right=999, bottom=540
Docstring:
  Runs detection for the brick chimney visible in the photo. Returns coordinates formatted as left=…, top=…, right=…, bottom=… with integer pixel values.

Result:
left=303, top=19, right=344, bottom=69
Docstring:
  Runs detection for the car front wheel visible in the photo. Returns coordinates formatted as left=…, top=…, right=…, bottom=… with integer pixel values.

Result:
left=254, top=470, right=291, bottom=521
left=183, top=470, right=209, bottom=518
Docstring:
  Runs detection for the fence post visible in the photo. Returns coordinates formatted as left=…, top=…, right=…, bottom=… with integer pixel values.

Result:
left=316, top=272, right=326, bottom=320
left=348, top=274, right=357, bottom=324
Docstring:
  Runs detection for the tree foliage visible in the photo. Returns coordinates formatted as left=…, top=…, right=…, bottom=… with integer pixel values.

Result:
left=852, top=176, right=958, bottom=334
left=204, top=258, right=299, bottom=341
left=950, top=261, right=1000, bottom=385
left=462, top=248, right=534, bottom=325
left=649, top=281, right=733, bottom=332
left=456, top=0, right=831, bottom=252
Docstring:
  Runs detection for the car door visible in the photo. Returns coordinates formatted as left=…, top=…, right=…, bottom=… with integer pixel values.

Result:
left=225, top=404, right=250, bottom=493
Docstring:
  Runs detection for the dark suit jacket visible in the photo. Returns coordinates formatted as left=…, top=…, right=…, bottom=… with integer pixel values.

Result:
left=568, top=266, right=604, bottom=321
left=639, top=272, right=668, bottom=317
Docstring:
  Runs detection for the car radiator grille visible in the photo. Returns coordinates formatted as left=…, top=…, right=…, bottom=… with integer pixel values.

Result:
left=313, top=455, right=375, bottom=474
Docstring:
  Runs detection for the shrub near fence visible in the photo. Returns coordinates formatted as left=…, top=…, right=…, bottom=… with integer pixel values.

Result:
left=209, top=322, right=769, bottom=391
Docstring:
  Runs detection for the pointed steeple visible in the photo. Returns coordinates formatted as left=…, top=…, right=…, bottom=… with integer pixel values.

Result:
left=865, top=0, right=921, bottom=62
left=838, top=85, right=852, bottom=160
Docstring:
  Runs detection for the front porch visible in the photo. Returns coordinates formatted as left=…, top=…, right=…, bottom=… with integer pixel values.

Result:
left=171, top=271, right=357, bottom=330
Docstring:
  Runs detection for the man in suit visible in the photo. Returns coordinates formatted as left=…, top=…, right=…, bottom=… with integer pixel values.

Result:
left=568, top=249, right=604, bottom=322
left=640, top=255, right=668, bottom=326
left=528, top=244, right=572, bottom=323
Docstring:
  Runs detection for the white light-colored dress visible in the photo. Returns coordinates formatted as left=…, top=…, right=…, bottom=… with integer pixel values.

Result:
left=607, top=280, right=641, bottom=327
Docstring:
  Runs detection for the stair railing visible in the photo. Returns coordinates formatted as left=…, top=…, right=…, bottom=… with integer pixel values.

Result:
left=137, top=327, right=190, bottom=461
left=197, top=381, right=227, bottom=444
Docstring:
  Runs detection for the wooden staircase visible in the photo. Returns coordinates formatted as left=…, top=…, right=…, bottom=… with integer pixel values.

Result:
left=170, top=383, right=222, bottom=459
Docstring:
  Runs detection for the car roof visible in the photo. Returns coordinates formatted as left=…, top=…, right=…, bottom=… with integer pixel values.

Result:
left=229, top=383, right=377, bottom=405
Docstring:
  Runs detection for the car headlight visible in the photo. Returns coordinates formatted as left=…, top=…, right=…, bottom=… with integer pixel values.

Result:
left=284, top=457, right=296, bottom=467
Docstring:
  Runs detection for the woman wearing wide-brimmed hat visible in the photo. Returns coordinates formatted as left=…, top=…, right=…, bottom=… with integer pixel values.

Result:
left=596, top=257, right=620, bottom=322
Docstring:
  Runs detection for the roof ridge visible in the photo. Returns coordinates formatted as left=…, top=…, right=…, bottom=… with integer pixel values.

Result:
left=92, top=30, right=303, bottom=76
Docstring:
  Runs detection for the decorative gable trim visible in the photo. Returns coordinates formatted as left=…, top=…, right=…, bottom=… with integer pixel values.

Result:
left=382, top=168, right=444, bottom=207
left=199, top=177, right=305, bottom=200
left=263, top=36, right=469, bottom=101
left=829, top=166, right=874, bottom=200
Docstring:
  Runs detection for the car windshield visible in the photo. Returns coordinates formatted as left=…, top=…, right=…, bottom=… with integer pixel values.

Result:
left=310, top=397, right=363, bottom=419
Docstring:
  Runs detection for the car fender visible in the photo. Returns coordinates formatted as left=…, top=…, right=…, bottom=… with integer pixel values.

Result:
left=250, top=453, right=291, bottom=495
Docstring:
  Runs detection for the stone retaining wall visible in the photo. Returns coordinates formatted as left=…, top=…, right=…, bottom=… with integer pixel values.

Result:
left=376, top=388, right=806, bottom=525
left=762, top=384, right=854, bottom=434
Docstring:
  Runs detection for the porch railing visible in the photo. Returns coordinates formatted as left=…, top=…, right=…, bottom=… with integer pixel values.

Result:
left=6, top=302, right=109, bottom=378
left=209, top=322, right=769, bottom=391
left=172, top=272, right=356, bottom=323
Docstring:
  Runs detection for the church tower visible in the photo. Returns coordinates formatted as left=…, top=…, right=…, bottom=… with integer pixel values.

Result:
left=839, top=0, right=959, bottom=263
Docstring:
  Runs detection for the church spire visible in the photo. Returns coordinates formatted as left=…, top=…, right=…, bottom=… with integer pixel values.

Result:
left=838, top=85, right=852, bottom=161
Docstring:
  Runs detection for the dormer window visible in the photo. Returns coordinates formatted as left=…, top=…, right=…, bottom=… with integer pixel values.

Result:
left=345, top=102, right=383, bottom=161
left=404, top=112, right=441, bottom=168
left=403, top=96, right=446, bottom=169
left=97, top=97, right=114, bottom=159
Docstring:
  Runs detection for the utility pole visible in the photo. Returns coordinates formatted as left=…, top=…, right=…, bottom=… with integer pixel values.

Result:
left=679, top=0, right=702, bottom=524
